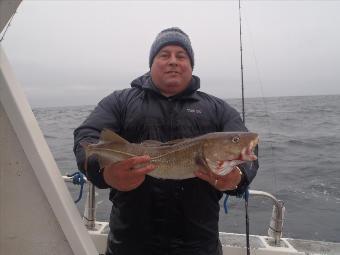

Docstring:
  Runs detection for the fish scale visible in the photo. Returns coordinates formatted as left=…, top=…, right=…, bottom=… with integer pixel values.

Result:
left=149, top=142, right=202, bottom=179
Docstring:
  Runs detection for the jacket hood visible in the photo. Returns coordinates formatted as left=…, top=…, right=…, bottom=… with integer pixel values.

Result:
left=130, top=72, right=200, bottom=99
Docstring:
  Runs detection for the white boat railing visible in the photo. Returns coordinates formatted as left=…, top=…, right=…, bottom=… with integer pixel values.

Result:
left=63, top=175, right=96, bottom=230
left=63, top=174, right=285, bottom=246
left=248, top=190, right=285, bottom=245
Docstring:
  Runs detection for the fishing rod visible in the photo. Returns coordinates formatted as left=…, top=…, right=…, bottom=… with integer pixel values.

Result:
left=239, top=0, right=246, bottom=125
left=238, top=0, right=251, bottom=254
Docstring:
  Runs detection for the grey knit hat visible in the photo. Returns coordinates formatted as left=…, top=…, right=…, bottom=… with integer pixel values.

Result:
left=149, top=27, right=194, bottom=68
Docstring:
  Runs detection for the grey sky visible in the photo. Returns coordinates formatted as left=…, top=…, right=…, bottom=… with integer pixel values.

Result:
left=2, top=1, right=340, bottom=107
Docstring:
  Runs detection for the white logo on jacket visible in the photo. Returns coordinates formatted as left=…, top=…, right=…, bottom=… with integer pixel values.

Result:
left=186, top=108, right=202, bottom=114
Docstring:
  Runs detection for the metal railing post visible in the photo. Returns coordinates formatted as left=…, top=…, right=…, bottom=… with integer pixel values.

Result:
left=249, top=190, right=285, bottom=245
left=83, top=182, right=96, bottom=230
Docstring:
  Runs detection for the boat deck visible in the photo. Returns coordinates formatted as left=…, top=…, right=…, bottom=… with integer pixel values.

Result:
left=87, top=221, right=340, bottom=255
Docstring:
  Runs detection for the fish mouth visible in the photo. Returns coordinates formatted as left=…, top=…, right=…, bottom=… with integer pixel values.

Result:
left=239, top=137, right=259, bottom=161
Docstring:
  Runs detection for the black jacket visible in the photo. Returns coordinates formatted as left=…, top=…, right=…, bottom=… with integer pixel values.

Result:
left=73, top=73, right=259, bottom=255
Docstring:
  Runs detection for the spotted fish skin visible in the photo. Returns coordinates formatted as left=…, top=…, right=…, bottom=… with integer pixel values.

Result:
left=81, top=129, right=259, bottom=180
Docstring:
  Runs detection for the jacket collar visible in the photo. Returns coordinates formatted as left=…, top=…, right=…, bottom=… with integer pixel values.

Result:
left=131, top=72, right=201, bottom=101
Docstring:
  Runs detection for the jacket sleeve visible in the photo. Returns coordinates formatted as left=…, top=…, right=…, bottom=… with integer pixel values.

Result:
left=73, top=91, right=123, bottom=189
left=218, top=100, right=259, bottom=196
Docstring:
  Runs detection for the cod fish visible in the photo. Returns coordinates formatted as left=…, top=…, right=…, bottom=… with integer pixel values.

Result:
left=81, top=129, right=259, bottom=179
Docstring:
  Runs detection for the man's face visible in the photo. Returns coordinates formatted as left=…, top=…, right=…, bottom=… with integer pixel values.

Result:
left=150, top=45, right=193, bottom=97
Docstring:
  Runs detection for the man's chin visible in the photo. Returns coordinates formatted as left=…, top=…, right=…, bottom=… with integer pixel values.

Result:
left=160, top=84, right=184, bottom=96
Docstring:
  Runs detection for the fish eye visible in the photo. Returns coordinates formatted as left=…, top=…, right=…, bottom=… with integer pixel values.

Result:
left=232, top=135, right=240, bottom=144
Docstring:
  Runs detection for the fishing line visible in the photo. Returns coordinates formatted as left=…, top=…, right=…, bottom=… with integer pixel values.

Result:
left=243, top=8, right=278, bottom=197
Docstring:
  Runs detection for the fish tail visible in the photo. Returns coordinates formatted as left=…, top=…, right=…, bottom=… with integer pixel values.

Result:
left=80, top=141, right=90, bottom=177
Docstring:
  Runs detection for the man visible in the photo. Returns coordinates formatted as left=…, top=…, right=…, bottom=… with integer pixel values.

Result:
left=74, top=27, right=258, bottom=255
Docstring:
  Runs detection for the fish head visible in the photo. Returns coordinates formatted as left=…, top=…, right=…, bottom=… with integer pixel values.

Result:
left=202, top=132, right=259, bottom=175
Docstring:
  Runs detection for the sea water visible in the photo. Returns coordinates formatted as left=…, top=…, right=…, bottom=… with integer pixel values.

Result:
left=33, top=94, right=340, bottom=243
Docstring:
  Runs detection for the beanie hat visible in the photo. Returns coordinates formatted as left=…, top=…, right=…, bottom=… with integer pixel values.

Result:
left=149, top=27, right=194, bottom=68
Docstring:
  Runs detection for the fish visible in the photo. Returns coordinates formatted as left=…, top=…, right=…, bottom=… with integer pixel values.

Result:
left=81, top=129, right=259, bottom=179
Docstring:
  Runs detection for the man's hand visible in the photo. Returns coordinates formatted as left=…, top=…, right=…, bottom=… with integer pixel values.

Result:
left=103, top=155, right=156, bottom=191
left=194, top=166, right=243, bottom=191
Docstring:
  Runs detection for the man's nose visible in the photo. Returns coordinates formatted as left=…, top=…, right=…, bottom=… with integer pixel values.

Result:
left=168, top=54, right=178, bottom=65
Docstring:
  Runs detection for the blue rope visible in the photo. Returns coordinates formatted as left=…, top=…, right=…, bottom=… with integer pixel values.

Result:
left=223, top=187, right=250, bottom=214
left=223, top=194, right=230, bottom=214
left=244, top=187, right=249, bottom=201
left=67, top=171, right=86, bottom=203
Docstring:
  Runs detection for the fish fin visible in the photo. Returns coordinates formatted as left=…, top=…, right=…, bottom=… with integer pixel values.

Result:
left=96, top=149, right=137, bottom=169
left=195, top=154, right=210, bottom=170
left=100, top=129, right=129, bottom=144
left=162, top=138, right=187, bottom=146
left=141, top=140, right=163, bottom=147
left=79, top=141, right=91, bottom=177
left=98, top=157, right=114, bottom=170
left=206, top=159, right=240, bottom=176
left=79, top=140, right=91, bottom=149
left=141, top=138, right=186, bottom=147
